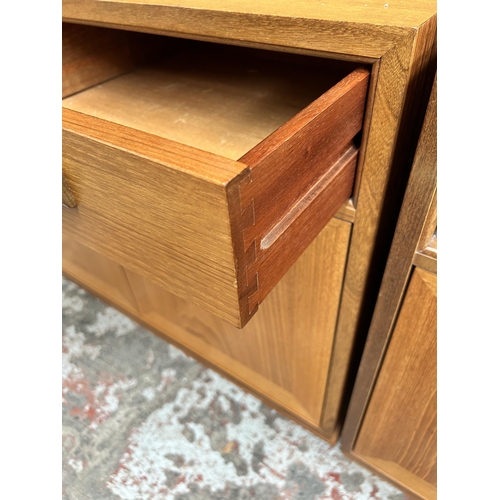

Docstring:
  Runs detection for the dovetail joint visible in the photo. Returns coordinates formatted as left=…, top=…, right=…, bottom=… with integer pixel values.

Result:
left=238, top=175, right=259, bottom=316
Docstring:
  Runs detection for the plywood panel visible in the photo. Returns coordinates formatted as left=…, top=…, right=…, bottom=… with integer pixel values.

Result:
left=354, top=267, right=437, bottom=499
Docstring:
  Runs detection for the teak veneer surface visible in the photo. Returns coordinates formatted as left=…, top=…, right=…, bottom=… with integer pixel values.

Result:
left=63, top=0, right=436, bottom=59
left=124, top=218, right=352, bottom=427
left=341, top=78, right=437, bottom=499
left=76, top=0, right=435, bottom=25
left=354, top=268, right=437, bottom=499
left=62, top=23, right=171, bottom=98
left=63, top=217, right=351, bottom=436
left=63, top=108, right=246, bottom=325
left=321, top=19, right=436, bottom=434
left=61, top=1, right=437, bottom=334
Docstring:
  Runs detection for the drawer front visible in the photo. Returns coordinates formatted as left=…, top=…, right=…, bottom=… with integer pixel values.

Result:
left=63, top=113, right=246, bottom=326
left=62, top=42, right=368, bottom=327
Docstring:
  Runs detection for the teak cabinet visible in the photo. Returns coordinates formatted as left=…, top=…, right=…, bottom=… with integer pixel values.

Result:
left=62, top=1, right=436, bottom=443
left=341, top=79, right=437, bottom=499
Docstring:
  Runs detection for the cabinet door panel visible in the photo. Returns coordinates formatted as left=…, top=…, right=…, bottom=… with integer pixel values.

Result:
left=354, top=267, right=437, bottom=499
left=125, top=218, right=351, bottom=427
left=63, top=218, right=351, bottom=434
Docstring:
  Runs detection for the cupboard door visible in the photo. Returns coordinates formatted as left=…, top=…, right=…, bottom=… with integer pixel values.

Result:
left=63, top=217, right=352, bottom=438
left=354, top=267, right=437, bottom=499
left=124, top=217, right=351, bottom=433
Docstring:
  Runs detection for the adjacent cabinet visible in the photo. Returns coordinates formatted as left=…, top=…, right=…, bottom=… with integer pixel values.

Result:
left=341, top=78, right=437, bottom=500
left=62, top=0, right=437, bottom=482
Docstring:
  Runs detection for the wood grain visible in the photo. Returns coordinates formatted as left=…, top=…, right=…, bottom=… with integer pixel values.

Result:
left=341, top=76, right=437, bottom=444
left=341, top=78, right=437, bottom=498
left=354, top=268, right=437, bottom=499
left=322, top=19, right=436, bottom=432
left=61, top=1, right=438, bottom=454
left=62, top=108, right=246, bottom=183
left=62, top=108, right=248, bottom=326
left=351, top=58, right=380, bottom=206
left=62, top=173, right=77, bottom=208
left=239, top=68, right=367, bottom=232
left=239, top=68, right=369, bottom=310
left=63, top=23, right=135, bottom=98
left=61, top=3, right=437, bottom=344
left=349, top=455, right=437, bottom=500
left=247, top=147, right=357, bottom=313
left=62, top=0, right=435, bottom=60
left=125, top=217, right=351, bottom=426
left=66, top=0, right=436, bottom=27
left=62, top=217, right=351, bottom=432
left=62, top=22, right=173, bottom=98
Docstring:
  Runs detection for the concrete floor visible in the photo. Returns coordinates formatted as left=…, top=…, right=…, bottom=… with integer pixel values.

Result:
left=62, top=276, right=408, bottom=500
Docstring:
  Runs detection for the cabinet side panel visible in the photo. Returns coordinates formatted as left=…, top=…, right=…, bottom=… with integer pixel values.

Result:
left=125, top=218, right=351, bottom=426
left=354, top=267, right=437, bottom=498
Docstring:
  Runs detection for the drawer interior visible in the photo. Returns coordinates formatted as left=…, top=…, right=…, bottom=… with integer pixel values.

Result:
left=63, top=25, right=359, bottom=162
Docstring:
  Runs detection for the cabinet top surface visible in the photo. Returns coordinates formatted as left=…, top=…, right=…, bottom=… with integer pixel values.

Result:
left=63, top=0, right=436, bottom=31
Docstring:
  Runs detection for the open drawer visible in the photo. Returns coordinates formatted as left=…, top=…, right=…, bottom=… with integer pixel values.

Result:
left=62, top=26, right=369, bottom=327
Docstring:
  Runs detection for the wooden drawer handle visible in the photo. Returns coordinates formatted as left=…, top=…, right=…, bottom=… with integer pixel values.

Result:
left=62, top=173, right=77, bottom=208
